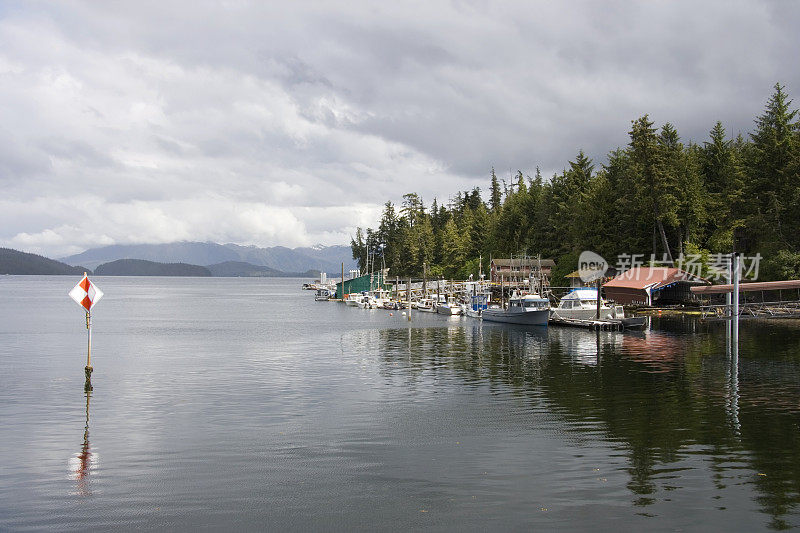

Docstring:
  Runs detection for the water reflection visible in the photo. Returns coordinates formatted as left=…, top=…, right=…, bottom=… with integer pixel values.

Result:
left=359, top=318, right=800, bottom=529
left=67, top=390, right=97, bottom=496
left=726, top=317, right=741, bottom=437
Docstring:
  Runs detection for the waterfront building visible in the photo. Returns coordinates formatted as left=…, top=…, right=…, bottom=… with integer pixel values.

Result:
left=490, top=258, right=555, bottom=285
left=335, top=271, right=389, bottom=299
left=603, top=266, right=709, bottom=305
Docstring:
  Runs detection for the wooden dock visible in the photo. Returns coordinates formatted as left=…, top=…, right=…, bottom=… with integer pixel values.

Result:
left=549, top=316, right=647, bottom=331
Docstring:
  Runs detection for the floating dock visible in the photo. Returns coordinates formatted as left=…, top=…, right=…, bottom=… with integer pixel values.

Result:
left=549, top=316, right=647, bottom=331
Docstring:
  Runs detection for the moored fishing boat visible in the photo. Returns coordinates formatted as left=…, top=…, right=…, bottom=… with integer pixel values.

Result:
left=368, top=289, right=393, bottom=309
left=465, top=293, right=489, bottom=318
left=355, top=292, right=373, bottom=308
left=416, top=298, right=437, bottom=312
left=550, top=288, right=622, bottom=321
left=314, top=288, right=333, bottom=301
left=482, top=292, right=550, bottom=326
left=436, top=296, right=462, bottom=315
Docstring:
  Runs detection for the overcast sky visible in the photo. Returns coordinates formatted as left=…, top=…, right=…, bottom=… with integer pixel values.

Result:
left=1, top=1, right=798, bottom=257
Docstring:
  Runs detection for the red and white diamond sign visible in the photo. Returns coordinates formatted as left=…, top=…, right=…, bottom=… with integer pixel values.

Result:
left=69, top=274, right=104, bottom=312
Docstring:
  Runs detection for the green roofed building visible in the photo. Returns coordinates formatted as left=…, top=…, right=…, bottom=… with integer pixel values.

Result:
left=336, top=273, right=389, bottom=299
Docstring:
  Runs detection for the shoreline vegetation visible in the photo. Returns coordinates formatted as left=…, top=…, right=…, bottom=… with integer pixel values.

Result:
left=351, top=83, right=800, bottom=286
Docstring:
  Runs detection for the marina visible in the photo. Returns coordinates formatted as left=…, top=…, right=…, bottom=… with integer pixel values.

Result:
left=316, top=251, right=800, bottom=339
left=318, top=265, right=671, bottom=332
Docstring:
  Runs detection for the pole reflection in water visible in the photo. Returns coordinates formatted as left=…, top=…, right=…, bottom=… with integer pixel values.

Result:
left=726, top=315, right=741, bottom=437
left=68, top=390, right=97, bottom=496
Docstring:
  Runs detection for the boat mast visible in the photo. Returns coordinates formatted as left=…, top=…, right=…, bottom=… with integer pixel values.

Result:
left=370, top=249, right=374, bottom=292
left=423, top=262, right=427, bottom=300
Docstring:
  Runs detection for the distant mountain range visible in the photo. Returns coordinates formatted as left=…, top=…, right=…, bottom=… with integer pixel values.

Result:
left=60, top=242, right=357, bottom=274
left=205, top=261, right=319, bottom=278
left=90, top=259, right=323, bottom=277
left=1, top=242, right=356, bottom=277
left=94, top=259, right=213, bottom=277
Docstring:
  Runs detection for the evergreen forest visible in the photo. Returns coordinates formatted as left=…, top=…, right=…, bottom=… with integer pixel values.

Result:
left=351, top=84, right=800, bottom=284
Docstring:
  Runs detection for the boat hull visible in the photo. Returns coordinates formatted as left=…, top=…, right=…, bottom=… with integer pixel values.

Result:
left=482, top=308, right=549, bottom=326
left=550, top=308, right=615, bottom=321
left=621, top=316, right=647, bottom=329
left=436, top=305, right=462, bottom=315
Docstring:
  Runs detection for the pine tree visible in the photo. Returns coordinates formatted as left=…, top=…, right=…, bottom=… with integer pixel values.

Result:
left=441, top=217, right=467, bottom=278
left=489, top=168, right=502, bottom=214
left=401, top=193, right=424, bottom=228
left=567, top=150, right=594, bottom=194
left=674, top=143, right=707, bottom=254
left=350, top=227, right=367, bottom=271
left=701, top=121, right=743, bottom=252
left=747, top=83, right=799, bottom=250
left=378, top=201, right=401, bottom=273
left=577, top=171, right=618, bottom=259
left=516, top=170, right=527, bottom=194
left=468, top=187, right=483, bottom=211
left=470, top=202, right=490, bottom=258
left=629, top=115, right=677, bottom=262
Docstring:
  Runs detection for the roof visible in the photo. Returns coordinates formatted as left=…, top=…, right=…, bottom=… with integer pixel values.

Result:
left=516, top=294, right=549, bottom=300
left=603, top=267, right=709, bottom=291
left=691, top=279, right=800, bottom=294
left=563, top=288, right=599, bottom=299
left=492, top=258, right=555, bottom=268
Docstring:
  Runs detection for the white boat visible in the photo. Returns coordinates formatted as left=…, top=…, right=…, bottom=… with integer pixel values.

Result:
left=355, top=292, right=373, bottom=308
left=344, top=293, right=361, bottom=306
left=368, top=289, right=393, bottom=309
left=482, top=292, right=550, bottom=326
left=550, top=288, right=623, bottom=321
left=416, top=298, right=437, bottom=312
left=436, top=296, right=462, bottom=315
left=314, top=288, right=333, bottom=301
left=465, top=293, right=489, bottom=319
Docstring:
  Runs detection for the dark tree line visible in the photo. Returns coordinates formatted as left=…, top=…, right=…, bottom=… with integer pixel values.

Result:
left=352, top=84, right=800, bottom=282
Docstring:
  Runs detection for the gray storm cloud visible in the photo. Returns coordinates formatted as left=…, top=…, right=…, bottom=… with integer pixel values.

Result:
left=0, top=0, right=797, bottom=256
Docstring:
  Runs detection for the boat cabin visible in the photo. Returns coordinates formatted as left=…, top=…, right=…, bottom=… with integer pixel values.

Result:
left=558, top=288, right=602, bottom=309
left=470, top=293, right=489, bottom=312
left=508, top=294, right=550, bottom=310
left=314, top=288, right=333, bottom=301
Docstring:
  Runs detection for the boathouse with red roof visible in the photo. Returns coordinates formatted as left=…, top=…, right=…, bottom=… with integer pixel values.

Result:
left=603, top=266, right=709, bottom=305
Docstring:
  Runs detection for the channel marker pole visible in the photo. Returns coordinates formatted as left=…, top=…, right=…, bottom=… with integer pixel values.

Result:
left=69, top=273, right=104, bottom=391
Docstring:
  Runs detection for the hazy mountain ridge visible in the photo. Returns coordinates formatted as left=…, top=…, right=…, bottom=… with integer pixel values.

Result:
left=60, top=242, right=238, bottom=270
left=1, top=247, right=91, bottom=275
left=206, top=261, right=319, bottom=277
left=94, top=259, right=212, bottom=277
left=0, top=246, right=329, bottom=277
left=61, top=242, right=356, bottom=273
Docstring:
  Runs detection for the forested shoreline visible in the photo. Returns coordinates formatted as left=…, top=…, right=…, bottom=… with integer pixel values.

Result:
left=351, top=83, right=800, bottom=284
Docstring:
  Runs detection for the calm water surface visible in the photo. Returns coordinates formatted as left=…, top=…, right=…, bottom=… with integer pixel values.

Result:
left=1, top=276, right=799, bottom=531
